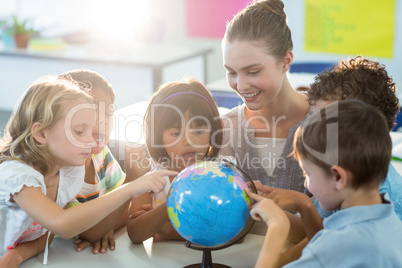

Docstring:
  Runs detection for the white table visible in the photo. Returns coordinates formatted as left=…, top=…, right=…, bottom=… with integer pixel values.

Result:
left=19, top=227, right=288, bottom=268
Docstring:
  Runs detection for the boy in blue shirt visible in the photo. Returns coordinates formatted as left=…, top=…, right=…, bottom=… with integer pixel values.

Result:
left=308, top=56, right=402, bottom=220
left=247, top=100, right=402, bottom=268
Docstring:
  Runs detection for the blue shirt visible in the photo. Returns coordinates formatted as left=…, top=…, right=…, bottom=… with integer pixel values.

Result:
left=379, top=163, right=402, bottom=220
left=313, top=163, right=402, bottom=220
left=285, top=198, right=402, bottom=268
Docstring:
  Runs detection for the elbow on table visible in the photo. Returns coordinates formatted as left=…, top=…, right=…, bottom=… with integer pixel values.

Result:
left=53, top=229, right=77, bottom=239
left=128, top=228, right=147, bottom=244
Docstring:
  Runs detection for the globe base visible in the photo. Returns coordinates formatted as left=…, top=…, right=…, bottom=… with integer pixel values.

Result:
left=183, top=249, right=231, bottom=268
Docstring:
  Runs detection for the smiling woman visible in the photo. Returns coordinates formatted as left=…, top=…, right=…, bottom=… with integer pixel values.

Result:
left=220, top=0, right=313, bottom=193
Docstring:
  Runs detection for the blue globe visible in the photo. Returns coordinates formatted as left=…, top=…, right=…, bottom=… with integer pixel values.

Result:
left=166, top=160, right=252, bottom=247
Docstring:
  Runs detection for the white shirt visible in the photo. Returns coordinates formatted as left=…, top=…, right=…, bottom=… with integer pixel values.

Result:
left=255, top=137, right=287, bottom=177
left=0, top=160, right=84, bottom=255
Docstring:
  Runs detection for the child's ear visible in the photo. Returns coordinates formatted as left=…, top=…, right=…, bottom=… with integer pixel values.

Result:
left=331, top=165, right=349, bottom=190
left=282, top=51, right=294, bottom=73
left=31, top=122, right=47, bottom=145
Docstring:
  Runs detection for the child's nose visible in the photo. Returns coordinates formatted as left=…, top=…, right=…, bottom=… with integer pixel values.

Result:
left=181, top=134, right=191, bottom=146
left=85, top=135, right=97, bottom=148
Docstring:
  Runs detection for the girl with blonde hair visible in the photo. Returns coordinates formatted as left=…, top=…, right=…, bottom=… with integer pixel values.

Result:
left=0, top=76, right=175, bottom=267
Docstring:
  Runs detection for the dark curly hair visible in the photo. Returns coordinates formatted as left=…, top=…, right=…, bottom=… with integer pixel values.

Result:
left=308, top=56, right=399, bottom=130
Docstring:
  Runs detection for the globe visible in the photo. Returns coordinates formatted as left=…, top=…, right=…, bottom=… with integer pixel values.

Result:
left=166, top=160, right=255, bottom=249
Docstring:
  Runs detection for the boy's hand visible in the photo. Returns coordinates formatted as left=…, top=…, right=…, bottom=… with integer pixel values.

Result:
left=253, top=180, right=309, bottom=213
left=75, top=229, right=115, bottom=254
left=246, top=189, right=288, bottom=226
left=128, top=204, right=153, bottom=220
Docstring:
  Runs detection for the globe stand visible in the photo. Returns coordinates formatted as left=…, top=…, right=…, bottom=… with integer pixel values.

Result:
left=183, top=245, right=231, bottom=268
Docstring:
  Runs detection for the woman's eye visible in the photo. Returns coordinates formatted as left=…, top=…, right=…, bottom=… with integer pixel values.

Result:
left=226, top=71, right=236, bottom=76
left=74, top=130, right=84, bottom=136
left=248, top=70, right=259, bottom=75
left=171, top=132, right=181, bottom=137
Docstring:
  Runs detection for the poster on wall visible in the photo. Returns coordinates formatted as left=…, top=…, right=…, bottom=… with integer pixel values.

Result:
left=304, top=0, right=395, bottom=58
left=186, top=0, right=251, bottom=39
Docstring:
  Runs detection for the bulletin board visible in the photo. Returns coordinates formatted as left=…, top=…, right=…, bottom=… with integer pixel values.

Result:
left=304, top=0, right=395, bottom=58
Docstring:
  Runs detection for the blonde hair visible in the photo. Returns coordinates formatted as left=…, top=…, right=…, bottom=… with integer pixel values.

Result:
left=0, top=76, right=93, bottom=176
left=223, top=0, right=293, bottom=60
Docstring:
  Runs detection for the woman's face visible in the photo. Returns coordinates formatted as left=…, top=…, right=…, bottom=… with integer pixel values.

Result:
left=223, top=40, right=289, bottom=111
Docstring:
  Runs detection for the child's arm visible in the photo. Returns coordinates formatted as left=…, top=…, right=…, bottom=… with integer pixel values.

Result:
left=125, top=144, right=181, bottom=243
left=73, top=145, right=144, bottom=253
left=126, top=193, right=170, bottom=244
left=0, top=232, right=54, bottom=268
left=247, top=190, right=290, bottom=268
left=12, top=170, right=176, bottom=239
left=155, top=215, right=184, bottom=241
left=285, top=211, right=306, bottom=243
left=278, top=237, right=308, bottom=267
left=73, top=200, right=129, bottom=252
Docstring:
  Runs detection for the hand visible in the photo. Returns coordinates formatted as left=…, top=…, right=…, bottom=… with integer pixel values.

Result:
left=128, top=204, right=153, bottom=220
left=253, top=180, right=309, bottom=213
left=246, top=189, right=288, bottom=226
left=75, top=230, right=115, bottom=254
left=129, top=170, right=177, bottom=199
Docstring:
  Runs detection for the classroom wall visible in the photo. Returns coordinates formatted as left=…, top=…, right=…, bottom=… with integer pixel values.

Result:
left=161, top=0, right=402, bottom=96
left=188, top=0, right=402, bottom=96
left=1, top=0, right=402, bottom=98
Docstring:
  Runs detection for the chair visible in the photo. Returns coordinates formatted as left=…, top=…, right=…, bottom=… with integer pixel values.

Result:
left=289, top=62, right=334, bottom=74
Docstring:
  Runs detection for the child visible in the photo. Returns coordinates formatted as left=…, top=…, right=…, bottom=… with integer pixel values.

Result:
left=0, top=76, right=176, bottom=267
left=126, top=78, right=223, bottom=243
left=307, top=56, right=402, bottom=220
left=60, top=70, right=128, bottom=254
left=248, top=100, right=402, bottom=268
left=221, top=0, right=313, bottom=192
left=253, top=56, right=402, bottom=266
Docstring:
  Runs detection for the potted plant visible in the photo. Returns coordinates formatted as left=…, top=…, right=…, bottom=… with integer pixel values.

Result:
left=11, top=15, right=37, bottom=49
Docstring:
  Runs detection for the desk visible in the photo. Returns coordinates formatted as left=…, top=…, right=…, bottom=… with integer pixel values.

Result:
left=0, top=42, right=212, bottom=111
left=19, top=227, right=289, bottom=268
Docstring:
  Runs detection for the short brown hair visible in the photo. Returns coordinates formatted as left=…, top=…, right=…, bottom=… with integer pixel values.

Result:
left=293, top=100, right=391, bottom=189
left=144, top=78, right=223, bottom=164
left=223, top=0, right=293, bottom=60
left=308, top=56, right=399, bottom=130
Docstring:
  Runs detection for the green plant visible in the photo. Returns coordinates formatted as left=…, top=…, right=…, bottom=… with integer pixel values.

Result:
left=11, top=15, right=36, bottom=35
